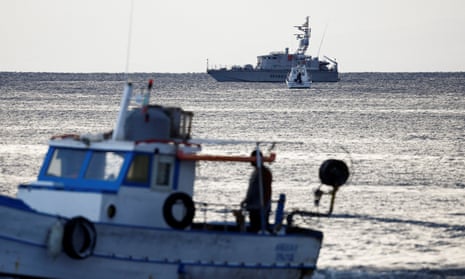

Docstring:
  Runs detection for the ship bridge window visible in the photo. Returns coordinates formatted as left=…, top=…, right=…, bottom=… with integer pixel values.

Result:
left=85, top=151, right=125, bottom=181
left=125, top=154, right=150, bottom=184
left=46, top=148, right=87, bottom=178
left=151, top=154, right=174, bottom=190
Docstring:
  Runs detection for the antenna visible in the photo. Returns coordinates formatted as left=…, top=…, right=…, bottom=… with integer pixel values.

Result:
left=316, top=23, right=328, bottom=58
left=125, top=0, right=135, bottom=81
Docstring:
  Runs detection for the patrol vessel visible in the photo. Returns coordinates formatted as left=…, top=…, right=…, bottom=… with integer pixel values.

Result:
left=207, top=17, right=339, bottom=83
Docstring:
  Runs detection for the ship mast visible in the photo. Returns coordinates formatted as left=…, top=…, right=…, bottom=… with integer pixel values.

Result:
left=294, top=16, right=311, bottom=55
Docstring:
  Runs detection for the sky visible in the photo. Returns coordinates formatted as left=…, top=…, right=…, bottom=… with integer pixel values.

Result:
left=1, top=0, right=465, bottom=73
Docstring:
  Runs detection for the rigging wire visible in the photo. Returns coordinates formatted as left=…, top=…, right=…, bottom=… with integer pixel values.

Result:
left=125, top=0, right=135, bottom=81
left=316, top=23, right=328, bottom=58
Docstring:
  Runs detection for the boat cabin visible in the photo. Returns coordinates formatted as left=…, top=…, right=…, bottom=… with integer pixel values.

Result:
left=17, top=105, right=200, bottom=229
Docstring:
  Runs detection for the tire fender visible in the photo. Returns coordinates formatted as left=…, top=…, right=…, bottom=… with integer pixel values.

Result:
left=62, top=216, right=97, bottom=259
left=163, top=192, right=195, bottom=229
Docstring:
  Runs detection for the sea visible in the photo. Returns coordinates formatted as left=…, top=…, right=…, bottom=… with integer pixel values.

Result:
left=0, top=72, right=464, bottom=278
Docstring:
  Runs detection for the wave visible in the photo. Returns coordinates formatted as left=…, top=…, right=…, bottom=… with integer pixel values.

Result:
left=330, top=213, right=465, bottom=231
left=314, top=267, right=465, bottom=279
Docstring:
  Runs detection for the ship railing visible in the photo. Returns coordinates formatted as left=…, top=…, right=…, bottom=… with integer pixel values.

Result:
left=193, top=195, right=286, bottom=232
left=207, top=64, right=229, bottom=71
left=207, top=64, right=255, bottom=71
left=194, top=201, right=238, bottom=225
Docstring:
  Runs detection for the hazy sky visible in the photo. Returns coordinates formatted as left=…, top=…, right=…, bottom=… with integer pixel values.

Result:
left=1, top=0, right=464, bottom=73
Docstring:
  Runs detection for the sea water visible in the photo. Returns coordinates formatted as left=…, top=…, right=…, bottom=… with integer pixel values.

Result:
left=0, top=72, right=464, bottom=278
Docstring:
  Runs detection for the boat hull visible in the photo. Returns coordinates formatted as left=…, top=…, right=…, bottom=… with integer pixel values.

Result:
left=207, top=69, right=339, bottom=82
left=286, top=82, right=312, bottom=89
left=0, top=195, right=322, bottom=279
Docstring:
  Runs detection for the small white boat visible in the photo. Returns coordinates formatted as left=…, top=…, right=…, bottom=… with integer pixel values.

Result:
left=286, top=65, right=312, bottom=89
left=0, top=79, right=349, bottom=278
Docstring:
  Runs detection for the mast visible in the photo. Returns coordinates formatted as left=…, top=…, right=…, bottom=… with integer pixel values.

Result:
left=294, top=16, right=311, bottom=55
left=112, top=83, right=133, bottom=141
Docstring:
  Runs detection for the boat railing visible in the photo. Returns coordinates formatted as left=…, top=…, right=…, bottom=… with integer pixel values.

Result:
left=194, top=201, right=238, bottom=225
left=193, top=194, right=286, bottom=232
left=207, top=64, right=255, bottom=71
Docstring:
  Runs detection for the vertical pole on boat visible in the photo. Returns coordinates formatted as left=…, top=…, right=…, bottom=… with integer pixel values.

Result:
left=328, top=186, right=339, bottom=216
left=113, top=0, right=135, bottom=141
left=273, top=193, right=286, bottom=231
left=112, top=83, right=133, bottom=141
left=124, top=0, right=135, bottom=80
left=255, top=143, right=266, bottom=233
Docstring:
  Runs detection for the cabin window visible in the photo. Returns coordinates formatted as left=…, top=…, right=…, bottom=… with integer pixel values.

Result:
left=125, top=154, right=151, bottom=184
left=46, top=148, right=87, bottom=178
left=152, top=155, right=174, bottom=189
left=85, top=151, right=125, bottom=181
left=156, top=162, right=171, bottom=185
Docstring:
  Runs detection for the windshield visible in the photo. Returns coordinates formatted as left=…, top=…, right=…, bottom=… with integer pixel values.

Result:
left=46, top=148, right=125, bottom=182
left=85, top=151, right=125, bottom=181
left=46, top=148, right=87, bottom=178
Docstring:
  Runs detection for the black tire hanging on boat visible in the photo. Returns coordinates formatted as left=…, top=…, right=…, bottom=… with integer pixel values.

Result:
left=62, top=216, right=97, bottom=259
left=163, top=192, right=195, bottom=230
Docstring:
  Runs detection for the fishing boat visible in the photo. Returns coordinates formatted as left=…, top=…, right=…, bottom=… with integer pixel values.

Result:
left=286, top=64, right=312, bottom=89
left=0, top=79, right=350, bottom=278
left=207, top=16, right=339, bottom=83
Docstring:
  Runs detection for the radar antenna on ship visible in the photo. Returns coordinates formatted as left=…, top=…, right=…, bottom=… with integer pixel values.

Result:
left=294, top=16, right=311, bottom=55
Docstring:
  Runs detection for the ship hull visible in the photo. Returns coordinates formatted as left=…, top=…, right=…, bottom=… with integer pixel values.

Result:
left=0, top=195, right=322, bottom=279
left=207, top=69, right=339, bottom=82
